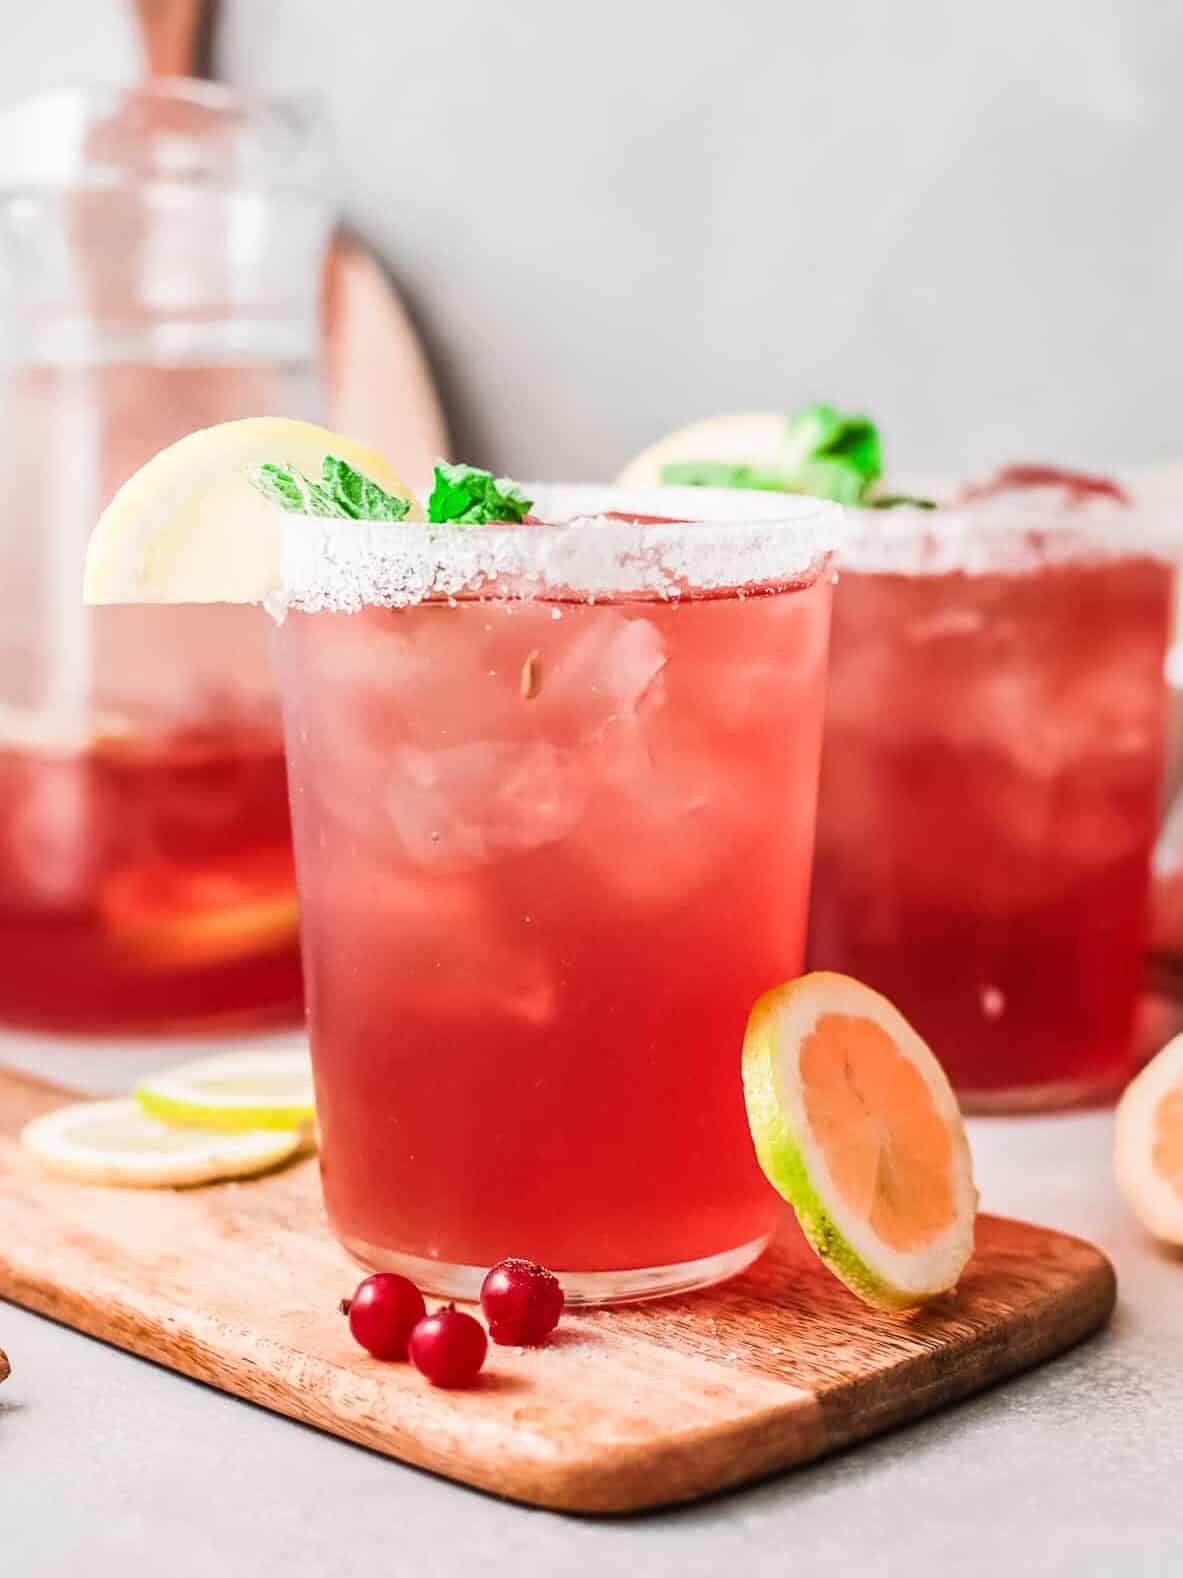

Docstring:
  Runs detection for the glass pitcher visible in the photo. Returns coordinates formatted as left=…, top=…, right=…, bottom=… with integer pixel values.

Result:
left=0, top=81, right=329, bottom=1032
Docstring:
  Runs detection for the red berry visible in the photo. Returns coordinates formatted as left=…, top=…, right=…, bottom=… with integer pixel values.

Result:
left=480, top=1257, right=564, bottom=1346
left=340, top=1273, right=426, bottom=1360
left=408, top=1306, right=487, bottom=1388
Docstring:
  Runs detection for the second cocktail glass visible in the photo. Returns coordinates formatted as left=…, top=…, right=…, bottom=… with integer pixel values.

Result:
left=276, top=485, right=837, bottom=1302
left=809, top=497, right=1173, bottom=1110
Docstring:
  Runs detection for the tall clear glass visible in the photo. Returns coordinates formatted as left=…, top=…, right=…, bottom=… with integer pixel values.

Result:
left=276, top=486, right=837, bottom=1303
left=809, top=502, right=1174, bottom=1111
left=0, top=83, right=329, bottom=1031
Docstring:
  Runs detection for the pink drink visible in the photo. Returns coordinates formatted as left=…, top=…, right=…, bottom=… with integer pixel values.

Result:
left=809, top=497, right=1173, bottom=1110
left=277, top=486, right=835, bottom=1301
left=0, top=716, right=299, bottom=1031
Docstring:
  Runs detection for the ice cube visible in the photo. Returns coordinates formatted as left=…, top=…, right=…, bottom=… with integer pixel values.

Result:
left=387, top=741, right=582, bottom=871
left=535, top=612, right=667, bottom=740
left=575, top=711, right=761, bottom=911
left=0, top=751, right=99, bottom=911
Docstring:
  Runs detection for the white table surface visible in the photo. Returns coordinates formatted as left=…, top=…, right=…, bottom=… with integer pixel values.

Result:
left=2, top=1034, right=1181, bottom=1577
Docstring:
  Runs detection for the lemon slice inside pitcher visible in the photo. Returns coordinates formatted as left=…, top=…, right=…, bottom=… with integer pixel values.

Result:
left=743, top=972, right=977, bottom=1309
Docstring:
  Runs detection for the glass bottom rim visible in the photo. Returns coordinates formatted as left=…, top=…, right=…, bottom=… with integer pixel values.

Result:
left=339, top=1232, right=772, bottom=1307
left=958, top=1070, right=1128, bottom=1114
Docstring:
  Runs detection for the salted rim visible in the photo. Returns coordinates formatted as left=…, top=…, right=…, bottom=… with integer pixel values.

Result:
left=279, top=483, right=840, bottom=610
left=837, top=494, right=1183, bottom=576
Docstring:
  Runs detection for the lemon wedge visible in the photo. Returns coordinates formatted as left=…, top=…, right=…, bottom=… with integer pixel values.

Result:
left=743, top=972, right=977, bottom=1310
left=83, top=417, right=412, bottom=606
left=135, top=1049, right=315, bottom=1132
left=21, top=1098, right=303, bottom=1188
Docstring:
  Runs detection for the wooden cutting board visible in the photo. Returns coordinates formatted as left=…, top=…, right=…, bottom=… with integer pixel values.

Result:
left=0, top=1067, right=1115, bottom=1513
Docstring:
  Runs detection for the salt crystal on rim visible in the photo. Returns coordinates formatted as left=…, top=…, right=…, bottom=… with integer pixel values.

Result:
left=279, top=483, right=840, bottom=612
left=838, top=488, right=1182, bottom=578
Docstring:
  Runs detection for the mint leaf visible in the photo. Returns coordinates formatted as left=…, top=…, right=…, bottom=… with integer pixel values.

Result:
left=247, top=457, right=411, bottom=521
left=660, top=461, right=805, bottom=492
left=320, top=456, right=411, bottom=521
left=783, top=404, right=880, bottom=483
left=869, top=493, right=937, bottom=510
left=795, top=457, right=873, bottom=507
left=427, top=462, right=532, bottom=525
left=247, top=463, right=341, bottom=517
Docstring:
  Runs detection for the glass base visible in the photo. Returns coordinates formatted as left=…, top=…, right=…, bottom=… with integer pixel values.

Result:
left=339, top=1231, right=772, bottom=1307
left=959, top=1071, right=1127, bottom=1114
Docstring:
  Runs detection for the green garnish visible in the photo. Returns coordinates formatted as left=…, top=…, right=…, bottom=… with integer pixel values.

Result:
left=782, top=403, right=881, bottom=491
left=247, top=457, right=412, bottom=521
left=659, top=402, right=894, bottom=507
left=427, top=462, right=533, bottom=525
left=659, top=462, right=803, bottom=492
left=247, top=456, right=536, bottom=528
left=869, top=493, right=938, bottom=511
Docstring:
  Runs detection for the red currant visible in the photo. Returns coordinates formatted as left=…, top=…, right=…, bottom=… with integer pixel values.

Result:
left=340, top=1273, right=426, bottom=1360
left=480, top=1257, right=564, bottom=1346
left=408, top=1306, right=487, bottom=1388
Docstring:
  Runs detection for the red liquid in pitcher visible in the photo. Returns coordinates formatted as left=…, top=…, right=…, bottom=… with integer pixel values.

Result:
left=0, top=719, right=301, bottom=1031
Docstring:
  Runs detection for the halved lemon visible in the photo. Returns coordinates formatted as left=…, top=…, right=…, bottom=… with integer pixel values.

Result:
left=743, top=972, right=977, bottom=1310
left=21, top=1098, right=303, bottom=1188
left=616, top=412, right=792, bottom=489
left=83, top=417, right=412, bottom=606
left=1115, top=1034, right=1183, bottom=1245
left=136, top=1049, right=314, bottom=1133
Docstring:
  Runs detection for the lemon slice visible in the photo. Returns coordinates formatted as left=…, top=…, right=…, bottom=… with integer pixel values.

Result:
left=743, top=972, right=977, bottom=1310
left=100, top=848, right=299, bottom=971
left=616, top=412, right=792, bottom=489
left=83, top=417, right=413, bottom=606
left=21, top=1098, right=303, bottom=1187
left=136, top=1049, right=315, bottom=1132
left=1115, top=1034, right=1183, bottom=1244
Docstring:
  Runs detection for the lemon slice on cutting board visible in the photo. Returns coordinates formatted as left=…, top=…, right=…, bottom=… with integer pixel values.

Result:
left=83, top=417, right=413, bottom=606
left=136, top=1049, right=315, bottom=1132
left=1115, top=1034, right=1183, bottom=1244
left=743, top=972, right=977, bottom=1310
left=21, top=1098, right=304, bottom=1188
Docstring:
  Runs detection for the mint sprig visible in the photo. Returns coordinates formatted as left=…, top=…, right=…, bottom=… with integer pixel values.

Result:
left=659, top=401, right=897, bottom=507
left=247, top=455, right=537, bottom=526
left=247, top=457, right=412, bottom=521
left=427, top=462, right=532, bottom=525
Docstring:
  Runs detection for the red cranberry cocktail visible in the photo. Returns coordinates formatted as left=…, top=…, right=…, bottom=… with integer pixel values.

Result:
left=809, top=481, right=1173, bottom=1110
left=277, top=484, right=837, bottom=1301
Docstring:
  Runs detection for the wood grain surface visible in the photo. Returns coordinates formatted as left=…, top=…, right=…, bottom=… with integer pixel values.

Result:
left=0, top=1066, right=1115, bottom=1513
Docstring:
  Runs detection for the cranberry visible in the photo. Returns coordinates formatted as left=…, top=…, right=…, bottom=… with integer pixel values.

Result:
left=480, top=1257, right=564, bottom=1346
left=340, top=1273, right=426, bottom=1360
left=408, top=1306, right=488, bottom=1388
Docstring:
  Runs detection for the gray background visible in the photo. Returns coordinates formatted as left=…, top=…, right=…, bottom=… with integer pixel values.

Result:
left=8, top=0, right=1183, bottom=481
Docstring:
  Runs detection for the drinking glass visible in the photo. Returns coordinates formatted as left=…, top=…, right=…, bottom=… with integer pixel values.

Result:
left=275, top=485, right=837, bottom=1302
left=809, top=500, right=1174, bottom=1110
